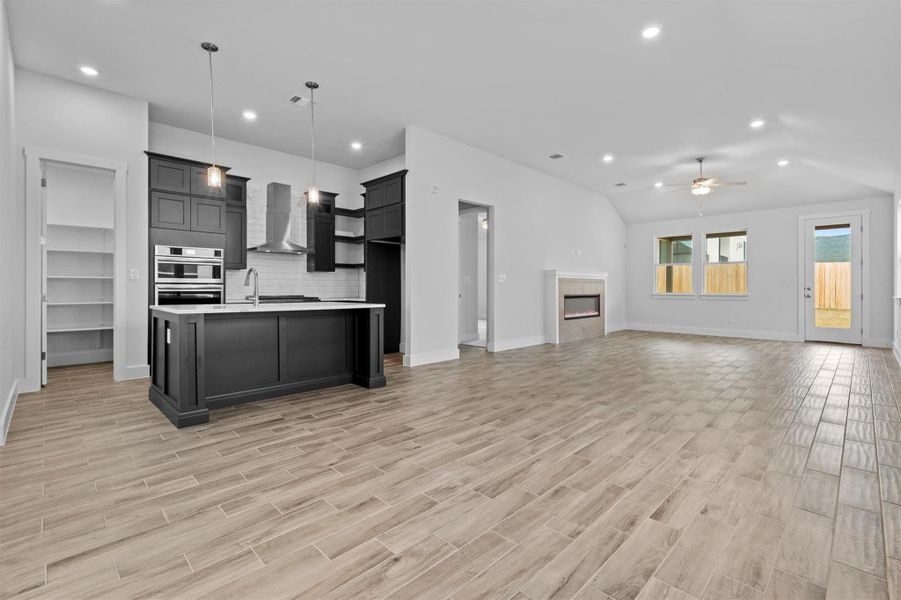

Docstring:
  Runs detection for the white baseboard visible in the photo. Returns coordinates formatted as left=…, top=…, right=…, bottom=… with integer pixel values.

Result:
left=489, top=335, right=547, bottom=353
left=118, top=364, right=150, bottom=381
left=894, top=343, right=901, bottom=367
left=863, top=337, right=893, bottom=349
left=607, top=322, right=628, bottom=334
left=625, top=322, right=803, bottom=342
left=1, top=379, right=19, bottom=447
left=403, top=348, right=460, bottom=367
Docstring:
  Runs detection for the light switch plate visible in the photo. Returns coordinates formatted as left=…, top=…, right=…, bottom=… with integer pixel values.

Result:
left=498, top=273, right=507, bottom=283
left=129, top=268, right=140, bottom=280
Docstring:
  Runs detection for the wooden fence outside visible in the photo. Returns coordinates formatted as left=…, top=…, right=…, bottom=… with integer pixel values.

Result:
left=815, top=262, right=851, bottom=310
left=655, top=265, right=692, bottom=294
left=705, top=263, right=748, bottom=295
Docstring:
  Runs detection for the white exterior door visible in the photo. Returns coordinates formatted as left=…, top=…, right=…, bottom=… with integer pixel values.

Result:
left=803, top=215, right=862, bottom=344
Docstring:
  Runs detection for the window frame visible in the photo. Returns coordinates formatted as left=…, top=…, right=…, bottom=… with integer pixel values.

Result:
left=702, top=228, right=750, bottom=298
left=653, top=233, right=695, bottom=297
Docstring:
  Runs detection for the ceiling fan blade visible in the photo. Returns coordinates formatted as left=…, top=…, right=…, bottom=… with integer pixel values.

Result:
left=665, top=187, right=691, bottom=194
left=711, top=181, right=748, bottom=187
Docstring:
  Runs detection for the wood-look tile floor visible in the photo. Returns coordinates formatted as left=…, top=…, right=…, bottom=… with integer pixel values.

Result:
left=3, top=331, right=901, bottom=599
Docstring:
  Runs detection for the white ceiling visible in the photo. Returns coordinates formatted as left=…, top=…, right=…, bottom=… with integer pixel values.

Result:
left=8, top=1, right=900, bottom=223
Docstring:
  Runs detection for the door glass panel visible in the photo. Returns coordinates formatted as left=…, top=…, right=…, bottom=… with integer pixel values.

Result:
left=814, top=225, right=851, bottom=329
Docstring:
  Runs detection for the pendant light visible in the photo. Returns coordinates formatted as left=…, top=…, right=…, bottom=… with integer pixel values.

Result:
left=305, top=81, right=320, bottom=203
left=201, top=42, right=222, bottom=188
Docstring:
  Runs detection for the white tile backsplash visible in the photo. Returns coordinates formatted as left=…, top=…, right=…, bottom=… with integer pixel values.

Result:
left=225, top=184, right=365, bottom=301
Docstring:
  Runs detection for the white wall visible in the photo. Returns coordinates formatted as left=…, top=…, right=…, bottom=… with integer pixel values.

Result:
left=403, top=126, right=627, bottom=365
left=149, top=123, right=365, bottom=301
left=15, top=69, right=149, bottom=387
left=0, top=0, right=20, bottom=444
left=626, top=195, right=894, bottom=345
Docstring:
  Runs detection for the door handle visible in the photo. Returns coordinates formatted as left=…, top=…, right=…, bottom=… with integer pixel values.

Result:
left=805, top=293, right=812, bottom=298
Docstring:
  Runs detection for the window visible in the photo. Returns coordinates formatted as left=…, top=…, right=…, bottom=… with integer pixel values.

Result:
left=655, top=235, right=693, bottom=294
left=705, top=231, right=748, bottom=294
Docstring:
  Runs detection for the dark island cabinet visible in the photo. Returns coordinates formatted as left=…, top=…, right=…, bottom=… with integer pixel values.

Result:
left=225, top=205, right=247, bottom=270
left=362, top=170, right=406, bottom=242
left=307, top=191, right=337, bottom=272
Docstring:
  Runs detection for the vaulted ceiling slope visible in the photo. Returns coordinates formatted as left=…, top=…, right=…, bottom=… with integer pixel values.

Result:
left=8, top=1, right=899, bottom=222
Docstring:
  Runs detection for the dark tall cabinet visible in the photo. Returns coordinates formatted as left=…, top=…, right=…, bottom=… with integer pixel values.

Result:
left=307, top=191, right=337, bottom=272
left=146, top=152, right=249, bottom=271
left=362, top=170, right=407, bottom=354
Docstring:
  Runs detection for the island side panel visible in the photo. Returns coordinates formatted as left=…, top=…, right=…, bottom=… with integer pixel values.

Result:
left=353, top=307, right=386, bottom=388
left=148, top=310, right=210, bottom=428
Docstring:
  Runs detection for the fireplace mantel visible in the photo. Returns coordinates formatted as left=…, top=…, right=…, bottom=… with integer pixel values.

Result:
left=544, top=270, right=609, bottom=344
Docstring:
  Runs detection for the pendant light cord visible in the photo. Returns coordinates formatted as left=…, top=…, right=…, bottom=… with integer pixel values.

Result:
left=207, top=47, right=216, bottom=167
left=309, top=86, right=316, bottom=188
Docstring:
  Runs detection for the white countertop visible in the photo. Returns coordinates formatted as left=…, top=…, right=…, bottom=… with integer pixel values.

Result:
left=150, top=301, right=385, bottom=315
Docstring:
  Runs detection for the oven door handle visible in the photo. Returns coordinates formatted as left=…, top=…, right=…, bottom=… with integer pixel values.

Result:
left=155, top=284, right=224, bottom=291
left=156, top=256, right=224, bottom=265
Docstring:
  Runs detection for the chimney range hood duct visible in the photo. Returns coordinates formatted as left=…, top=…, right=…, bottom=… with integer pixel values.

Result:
left=248, top=182, right=314, bottom=254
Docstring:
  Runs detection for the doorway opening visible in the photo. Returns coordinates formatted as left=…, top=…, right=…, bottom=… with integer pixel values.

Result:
left=458, top=201, right=490, bottom=350
left=801, top=214, right=863, bottom=345
left=41, top=161, right=117, bottom=383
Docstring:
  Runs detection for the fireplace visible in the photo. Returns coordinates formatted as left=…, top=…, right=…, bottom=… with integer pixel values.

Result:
left=544, top=271, right=607, bottom=344
left=563, top=294, right=601, bottom=320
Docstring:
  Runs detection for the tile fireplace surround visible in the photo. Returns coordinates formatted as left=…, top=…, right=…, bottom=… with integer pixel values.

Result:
left=544, top=270, right=608, bottom=344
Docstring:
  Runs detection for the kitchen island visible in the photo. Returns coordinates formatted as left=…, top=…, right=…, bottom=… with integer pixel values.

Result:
left=148, top=302, right=386, bottom=427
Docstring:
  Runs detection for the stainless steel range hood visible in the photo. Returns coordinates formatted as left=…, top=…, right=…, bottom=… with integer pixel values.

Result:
left=248, top=182, right=314, bottom=254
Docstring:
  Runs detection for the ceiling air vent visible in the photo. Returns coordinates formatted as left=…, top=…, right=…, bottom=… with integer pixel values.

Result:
left=615, top=183, right=627, bottom=187
left=549, top=153, right=564, bottom=160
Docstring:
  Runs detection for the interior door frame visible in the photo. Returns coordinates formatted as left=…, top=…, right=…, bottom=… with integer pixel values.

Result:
left=796, top=209, right=870, bottom=345
left=456, top=199, right=495, bottom=352
left=23, top=147, right=128, bottom=391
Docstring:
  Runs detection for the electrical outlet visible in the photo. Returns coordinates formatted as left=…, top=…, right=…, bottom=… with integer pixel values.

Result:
left=498, top=273, right=507, bottom=283
left=429, top=184, right=439, bottom=193
left=129, top=268, right=140, bottom=280
left=727, top=316, right=734, bottom=324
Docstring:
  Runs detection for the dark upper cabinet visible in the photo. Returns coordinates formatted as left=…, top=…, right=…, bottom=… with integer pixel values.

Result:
left=382, top=203, right=404, bottom=239
left=190, top=197, right=226, bottom=234
left=149, top=158, right=191, bottom=194
left=224, top=205, right=247, bottom=270
left=307, top=192, right=337, bottom=272
left=190, top=166, right=227, bottom=200
left=225, top=175, right=248, bottom=206
left=362, top=170, right=406, bottom=242
left=150, top=191, right=190, bottom=230
left=365, top=183, right=386, bottom=210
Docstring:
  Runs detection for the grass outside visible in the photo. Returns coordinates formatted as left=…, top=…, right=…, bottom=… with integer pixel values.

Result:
left=816, top=308, right=851, bottom=329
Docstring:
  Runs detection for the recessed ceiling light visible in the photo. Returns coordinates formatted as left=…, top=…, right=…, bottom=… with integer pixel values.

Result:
left=641, top=25, right=661, bottom=39
left=242, top=110, right=257, bottom=121
left=602, top=154, right=614, bottom=163
left=777, top=159, right=789, bottom=166
left=351, top=141, right=362, bottom=151
left=549, top=153, right=564, bottom=160
left=79, top=65, right=99, bottom=77
left=654, top=181, right=664, bottom=188
left=750, top=119, right=765, bottom=129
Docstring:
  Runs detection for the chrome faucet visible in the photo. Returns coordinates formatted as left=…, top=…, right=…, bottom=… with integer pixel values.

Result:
left=244, top=267, right=260, bottom=308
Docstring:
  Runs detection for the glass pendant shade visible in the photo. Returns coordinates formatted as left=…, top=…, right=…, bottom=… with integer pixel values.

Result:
left=207, top=165, right=222, bottom=188
left=306, top=186, right=319, bottom=203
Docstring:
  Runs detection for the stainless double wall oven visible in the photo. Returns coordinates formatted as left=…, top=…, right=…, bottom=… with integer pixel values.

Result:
left=153, top=245, right=224, bottom=305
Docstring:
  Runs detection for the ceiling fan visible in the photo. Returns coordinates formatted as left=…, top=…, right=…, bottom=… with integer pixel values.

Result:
left=661, top=157, right=747, bottom=216
left=663, top=157, right=747, bottom=196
